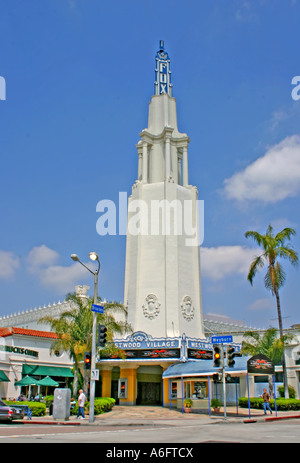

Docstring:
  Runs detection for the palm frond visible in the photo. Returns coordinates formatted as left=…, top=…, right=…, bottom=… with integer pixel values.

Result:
left=275, top=227, right=296, bottom=245
left=247, top=255, right=265, bottom=285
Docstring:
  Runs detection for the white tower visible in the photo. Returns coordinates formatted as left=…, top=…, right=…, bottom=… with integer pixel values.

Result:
left=124, top=41, right=204, bottom=339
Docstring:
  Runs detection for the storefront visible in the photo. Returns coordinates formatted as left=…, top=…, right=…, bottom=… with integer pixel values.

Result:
left=162, top=357, right=250, bottom=412
left=0, top=327, right=73, bottom=400
left=97, top=331, right=245, bottom=408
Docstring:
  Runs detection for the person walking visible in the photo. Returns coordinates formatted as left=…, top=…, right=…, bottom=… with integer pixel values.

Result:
left=262, top=388, right=272, bottom=415
left=76, top=389, right=86, bottom=420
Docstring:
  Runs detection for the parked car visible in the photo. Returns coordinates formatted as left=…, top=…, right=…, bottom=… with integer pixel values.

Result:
left=0, top=400, right=25, bottom=422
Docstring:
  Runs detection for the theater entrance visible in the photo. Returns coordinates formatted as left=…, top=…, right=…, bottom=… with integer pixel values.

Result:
left=136, top=365, right=163, bottom=405
left=136, top=381, right=162, bottom=405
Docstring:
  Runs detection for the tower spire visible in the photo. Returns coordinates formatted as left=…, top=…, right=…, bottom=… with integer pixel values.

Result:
left=154, top=40, right=172, bottom=97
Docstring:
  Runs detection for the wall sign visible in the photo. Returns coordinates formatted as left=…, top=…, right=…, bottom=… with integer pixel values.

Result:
left=0, top=345, right=39, bottom=358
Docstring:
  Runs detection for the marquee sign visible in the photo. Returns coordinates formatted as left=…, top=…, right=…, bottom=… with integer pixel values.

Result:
left=113, top=331, right=180, bottom=350
left=101, top=331, right=241, bottom=361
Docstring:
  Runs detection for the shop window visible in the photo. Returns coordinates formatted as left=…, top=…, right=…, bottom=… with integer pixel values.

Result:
left=192, top=382, right=207, bottom=399
left=118, top=378, right=128, bottom=399
left=171, top=382, right=177, bottom=399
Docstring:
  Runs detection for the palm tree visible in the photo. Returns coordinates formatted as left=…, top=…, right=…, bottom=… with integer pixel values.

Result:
left=241, top=327, right=295, bottom=397
left=39, top=292, right=132, bottom=396
left=245, top=224, right=298, bottom=398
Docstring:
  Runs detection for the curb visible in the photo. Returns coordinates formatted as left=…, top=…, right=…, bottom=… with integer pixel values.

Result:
left=243, top=413, right=300, bottom=423
left=265, top=414, right=300, bottom=422
left=16, top=419, right=81, bottom=426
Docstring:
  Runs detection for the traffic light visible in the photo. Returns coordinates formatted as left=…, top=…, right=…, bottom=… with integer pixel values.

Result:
left=212, top=373, right=222, bottom=382
left=84, top=352, right=91, bottom=370
left=227, top=345, right=235, bottom=367
left=98, top=324, right=107, bottom=347
left=213, top=345, right=222, bottom=368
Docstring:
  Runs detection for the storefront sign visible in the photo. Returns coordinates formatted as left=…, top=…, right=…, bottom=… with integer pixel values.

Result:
left=0, top=345, right=39, bottom=358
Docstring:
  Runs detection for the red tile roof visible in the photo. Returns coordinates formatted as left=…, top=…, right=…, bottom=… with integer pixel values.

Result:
left=0, top=327, right=58, bottom=339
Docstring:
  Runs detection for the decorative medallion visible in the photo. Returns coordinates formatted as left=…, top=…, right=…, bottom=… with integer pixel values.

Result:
left=181, top=295, right=194, bottom=321
left=143, top=294, right=161, bottom=320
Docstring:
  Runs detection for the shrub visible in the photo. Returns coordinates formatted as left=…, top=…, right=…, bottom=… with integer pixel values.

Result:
left=43, top=395, right=54, bottom=407
left=277, top=385, right=296, bottom=399
left=70, top=397, right=115, bottom=416
left=239, top=397, right=300, bottom=411
left=6, top=401, right=46, bottom=416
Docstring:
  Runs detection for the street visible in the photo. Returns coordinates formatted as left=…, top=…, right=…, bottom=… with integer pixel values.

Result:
left=0, top=419, right=299, bottom=443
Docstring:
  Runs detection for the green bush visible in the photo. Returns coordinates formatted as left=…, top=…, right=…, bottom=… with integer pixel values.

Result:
left=277, top=385, right=296, bottom=399
left=70, top=397, right=115, bottom=416
left=239, top=397, right=300, bottom=411
left=43, top=395, right=54, bottom=407
left=6, top=401, right=46, bottom=416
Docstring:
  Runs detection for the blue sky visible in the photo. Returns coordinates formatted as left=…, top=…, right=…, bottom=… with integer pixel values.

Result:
left=0, top=0, right=300, bottom=330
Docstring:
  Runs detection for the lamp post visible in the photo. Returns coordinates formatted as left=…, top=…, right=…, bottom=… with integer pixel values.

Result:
left=71, top=252, right=100, bottom=423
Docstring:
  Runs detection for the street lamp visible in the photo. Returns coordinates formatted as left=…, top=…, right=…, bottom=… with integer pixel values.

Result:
left=70, top=251, right=100, bottom=423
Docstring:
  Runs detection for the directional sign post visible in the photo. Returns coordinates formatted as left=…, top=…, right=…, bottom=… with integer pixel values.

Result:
left=91, top=304, right=104, bottom=314
left=211, top=335, right=233, bottom=422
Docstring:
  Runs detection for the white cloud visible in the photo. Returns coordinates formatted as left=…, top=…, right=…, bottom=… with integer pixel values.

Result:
left=0, top=250, right=20, bottom=279
left=38, top=263, right=89, bottom=293
left=27, top=244, right=59, bottom=269
left=223, top=135, right=300, bottom=203
left=200, top=245, right=260, bottom=281
left=26, top=245, right=90, bottom=293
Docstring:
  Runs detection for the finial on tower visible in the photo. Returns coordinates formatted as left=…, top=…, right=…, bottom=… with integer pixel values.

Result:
left=154, top=40, right=173, bottom=97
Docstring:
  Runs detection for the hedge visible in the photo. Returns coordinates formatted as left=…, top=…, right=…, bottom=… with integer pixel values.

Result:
left=6, top=401, right=46, bottom=416
left=239, top=397, right=300, bottom=411
left=70, top=397, right=115, bottom=416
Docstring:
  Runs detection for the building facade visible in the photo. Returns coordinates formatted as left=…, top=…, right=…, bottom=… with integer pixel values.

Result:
left=1, top=43, right=300, bottom=405
left=0, top=327, right=73, bottom=400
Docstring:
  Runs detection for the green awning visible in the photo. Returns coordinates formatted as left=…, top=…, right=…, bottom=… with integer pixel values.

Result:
left=22, top=365, right=74, bottom=378
left=0, top=370, right=10, bottom=382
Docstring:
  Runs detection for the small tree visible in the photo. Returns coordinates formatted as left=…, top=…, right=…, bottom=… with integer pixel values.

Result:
left=39, top=293, right=132, bottom=396
left=245, top=224, right=298, bottom=398
left=241, top=327, right=295, bottom=397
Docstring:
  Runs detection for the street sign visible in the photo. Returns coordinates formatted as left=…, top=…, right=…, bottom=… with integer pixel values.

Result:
left=91, top=304, right=104, bottom=313
left=211, top=335, right=233, bottom=344
left=91, top=369, right=99, bottom=381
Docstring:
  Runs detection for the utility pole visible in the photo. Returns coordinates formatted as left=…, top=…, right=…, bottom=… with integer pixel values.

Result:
left=222, top=345, right=227, bottom=420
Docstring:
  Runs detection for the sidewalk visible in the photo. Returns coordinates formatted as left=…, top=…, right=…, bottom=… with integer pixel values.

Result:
left=17, top=405, right=300, bottom=426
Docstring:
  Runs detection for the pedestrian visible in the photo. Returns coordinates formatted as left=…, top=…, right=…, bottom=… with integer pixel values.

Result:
left=262, top=388, right=272, bottom=415
left=70, top=398, right=76, bottom=410
left=76, top=389, right=86, bottom=419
